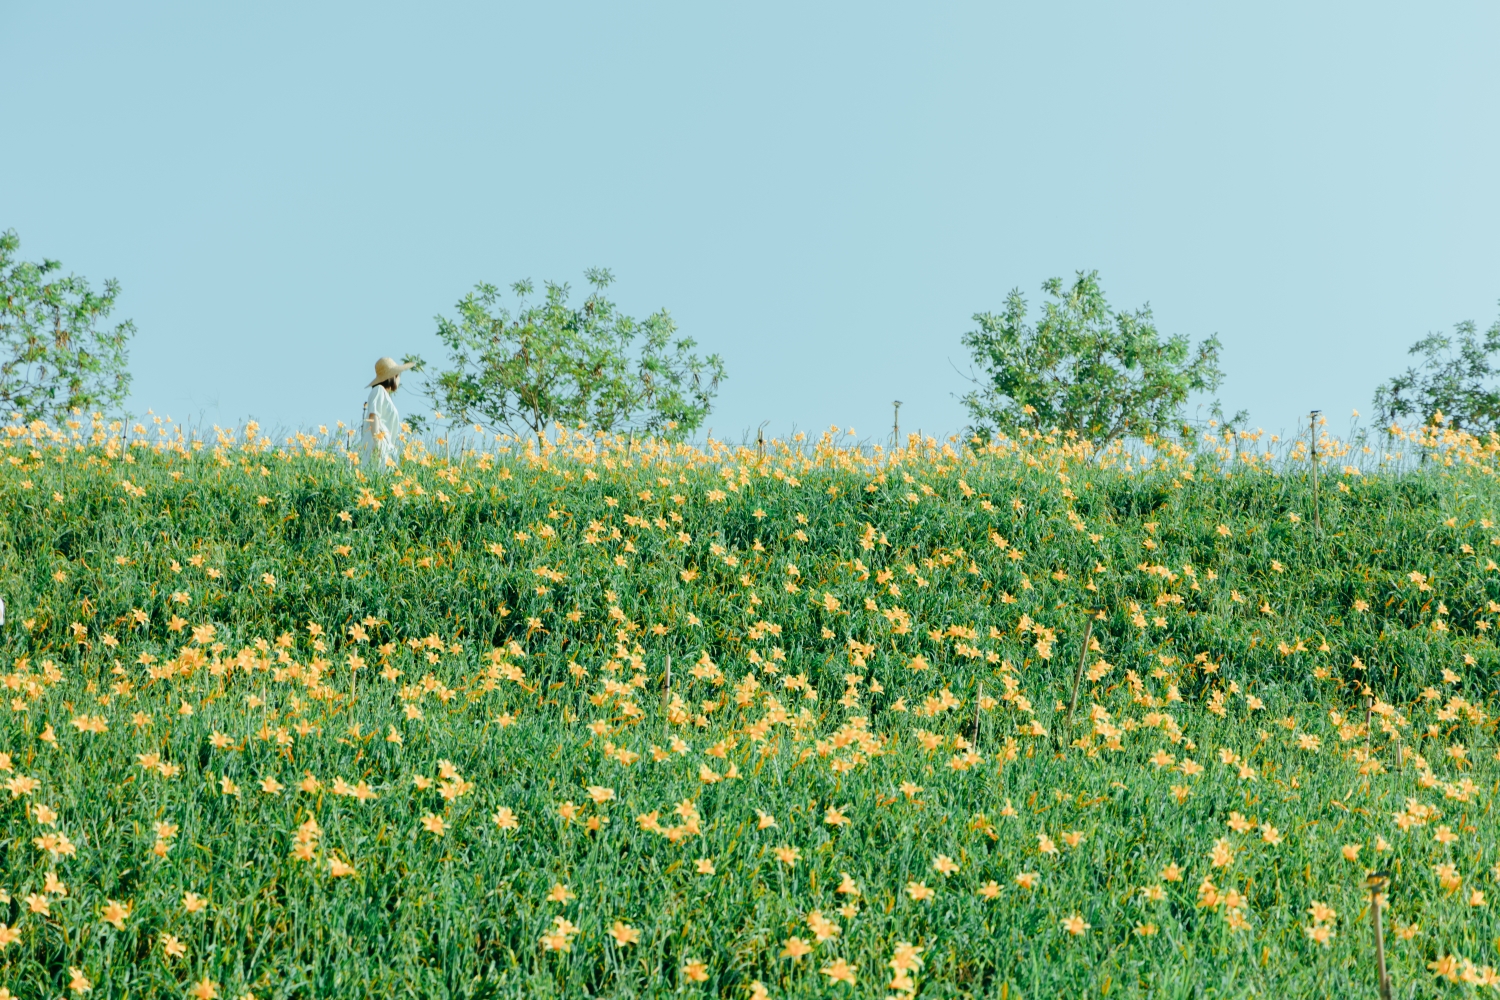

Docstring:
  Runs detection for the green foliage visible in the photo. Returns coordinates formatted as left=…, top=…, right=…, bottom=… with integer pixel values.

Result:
left=961, top=271, right=1224, bottom=445
left=0, top=230, right=135, bottom=423
left=2, top=421, right=1500, bottom=997
left=423, top=269, right=725, bottom=441
left=1373, top=310, right=1500, bottom=433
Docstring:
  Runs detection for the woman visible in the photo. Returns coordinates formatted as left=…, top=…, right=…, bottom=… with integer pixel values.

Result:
left=359, top=356, right=414, bottom=471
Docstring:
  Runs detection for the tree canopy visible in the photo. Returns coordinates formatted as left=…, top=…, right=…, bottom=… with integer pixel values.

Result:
left=1373, top=311, right=1500, bottom=434
left=960, top=271, right=1224, bottom=446
left=0, top=229, right=134, bottom=423
left=422, top=269, right=724, bottom=442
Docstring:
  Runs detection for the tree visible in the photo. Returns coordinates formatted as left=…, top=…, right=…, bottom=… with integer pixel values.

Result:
left=960, top=271, right=1224, bottom=445
left=423, top=269, right=724, bottom=442
left=1372, top=311, right=1500, bottom=433
left=0, top=229, right=135, bottom=423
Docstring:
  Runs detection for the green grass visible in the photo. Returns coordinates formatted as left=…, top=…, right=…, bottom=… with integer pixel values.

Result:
left=1, top=420, right=1499, bottom=998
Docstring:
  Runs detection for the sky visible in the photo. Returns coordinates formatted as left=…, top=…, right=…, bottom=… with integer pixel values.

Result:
left=3, top=2, right=1498, bottom=445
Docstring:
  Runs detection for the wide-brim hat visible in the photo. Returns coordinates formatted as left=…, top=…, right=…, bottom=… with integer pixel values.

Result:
left=367, top=357, right=415, bottom=387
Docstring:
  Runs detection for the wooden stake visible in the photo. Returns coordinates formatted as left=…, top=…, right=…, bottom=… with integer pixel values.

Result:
left=972, top=683, right=984, bottom=743
left=1062, top=615, right=1095, bottom=741
left=1363, top=689, right=1372, bottom=751
left=1310, top=410, right=1322, bottom=532
left=1368, top=872, right=1392, bottom=1000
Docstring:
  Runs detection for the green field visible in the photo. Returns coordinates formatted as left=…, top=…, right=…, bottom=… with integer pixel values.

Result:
left=1, top=416, right=1498, bottom=998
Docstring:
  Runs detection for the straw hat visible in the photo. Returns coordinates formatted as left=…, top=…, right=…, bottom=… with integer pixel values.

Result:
left=367, top=357, right=414, bottom=388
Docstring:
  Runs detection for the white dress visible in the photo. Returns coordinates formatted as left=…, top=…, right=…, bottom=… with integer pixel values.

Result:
left=359, top=386, right=401, bottom=470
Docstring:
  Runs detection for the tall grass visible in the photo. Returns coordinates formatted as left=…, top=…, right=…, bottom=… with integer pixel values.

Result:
left=0, top=413, right=1498, bottom=997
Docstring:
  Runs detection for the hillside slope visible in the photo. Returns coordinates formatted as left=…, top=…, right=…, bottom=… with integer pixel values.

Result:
left=1, top=419, right=1498, bottom=997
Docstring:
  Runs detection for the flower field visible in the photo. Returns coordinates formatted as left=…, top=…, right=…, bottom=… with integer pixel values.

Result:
left=3, top=415, right=1500, bottom=997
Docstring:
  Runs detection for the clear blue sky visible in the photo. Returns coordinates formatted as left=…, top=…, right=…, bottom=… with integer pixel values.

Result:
left=3, top=2, right=1497, bottom=443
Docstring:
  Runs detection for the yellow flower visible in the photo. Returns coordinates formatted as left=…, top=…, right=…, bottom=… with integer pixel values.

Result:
left=5, top=776, right=38, bottom=798
left=1061, top=913, right=1090, bottom=936
left=682, top=958, right=709, bottom=982
left=1306, top=900, right=1337, bottom=924
left=1304, top=924, right=1334, bottom=946
left=609, top=921, right=640, bottom=946
left=806, top=910, right=840, bottom=942
left=101, top=898, right=131, bottom=930
left=820, top=958, right=857, bottom=985
left=781, top=936, right=813, bottom=960
left=905, top=881, right=934, bottom=902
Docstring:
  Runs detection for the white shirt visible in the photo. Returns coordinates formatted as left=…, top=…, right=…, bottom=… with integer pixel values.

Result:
left=360, top=386, right=401, bottom=470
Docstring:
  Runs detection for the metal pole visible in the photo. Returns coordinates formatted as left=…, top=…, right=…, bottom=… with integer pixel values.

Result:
left=892, top=401, right=902, bottom=448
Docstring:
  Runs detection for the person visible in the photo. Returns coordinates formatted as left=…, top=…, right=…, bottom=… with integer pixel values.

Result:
left=359, top=356, right=413, bottom=471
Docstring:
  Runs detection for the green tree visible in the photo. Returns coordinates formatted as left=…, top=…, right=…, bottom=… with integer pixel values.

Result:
left=423, top=269, right=724, bottom=442
left=0, top=229, right=135, bottom=422
left=1372, top=311, right=1500, bottom=433
left=960, top=270, right=1224, bottom=445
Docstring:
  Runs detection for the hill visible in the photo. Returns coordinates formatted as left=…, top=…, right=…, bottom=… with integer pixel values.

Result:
left=1, top=416, right=1498, bottom=997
